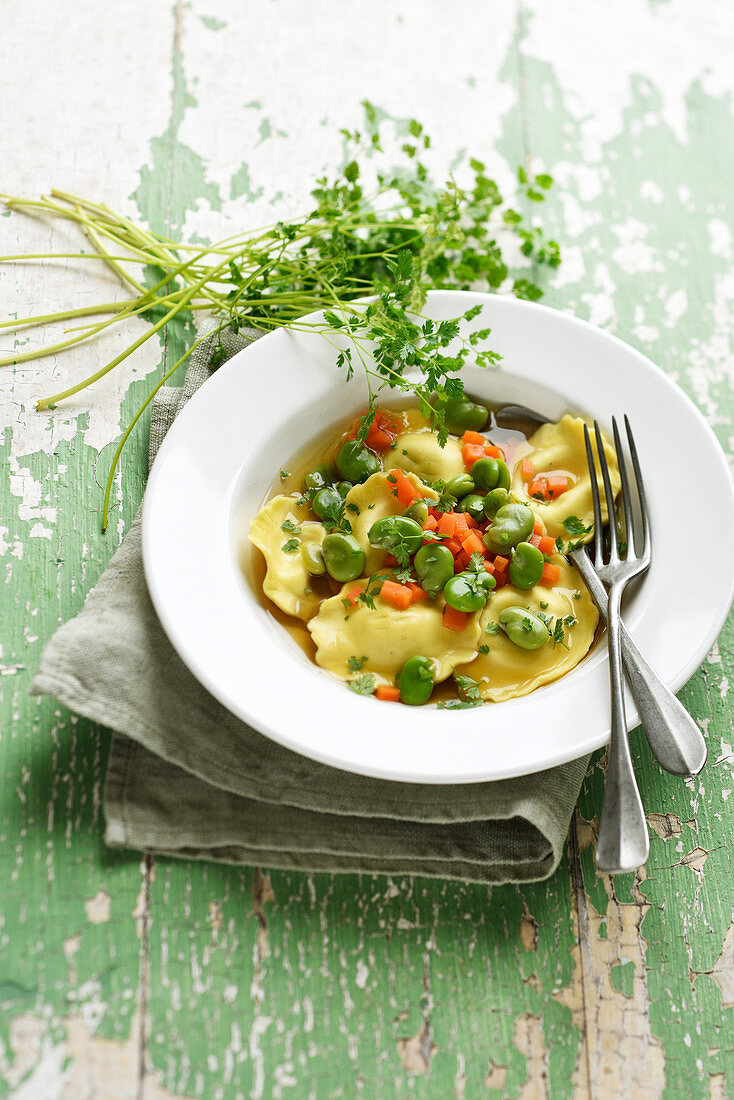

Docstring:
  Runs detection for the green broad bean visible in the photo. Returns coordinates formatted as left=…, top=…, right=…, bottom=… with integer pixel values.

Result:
left=445, top=473, right=475, bottom=500
left=414, top=544, right=455, bottom=595
left=322, top=533, right=366, bottom=582
left=498, top=606, right=548, bottom=650
left=404, top=499, right=429, bottom=526
left=470, top=456, right=511, bottom=491
left=368, top=515, right=424, bottom=558
left=336, top=480, right=353, bottom=498
left=482, top=487, right=512, bottom=519
left=483, top=502, right=535, bottom=553
left=311, top=487, right=343, bottom=520
left=397, top=655, right=435, bottom=706
left=443, top=570, right=496, bottom=613
left=442, top=398, right=489, bottom=435
left=461, top=493, right=487, bottom=522
left=336, top=440, right=380, bottom=483
left=300, top=541, right=326, bottom=575
left=303, top=464, right=336, bottom=492
left=509, top=541, right=544, bottom=589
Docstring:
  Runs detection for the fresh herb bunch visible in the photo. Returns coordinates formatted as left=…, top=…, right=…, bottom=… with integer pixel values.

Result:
left=1, top=101, right=560, bottom=529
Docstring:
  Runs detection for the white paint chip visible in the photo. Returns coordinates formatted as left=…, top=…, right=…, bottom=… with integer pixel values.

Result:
left=84, top=889, right=111, bottom=924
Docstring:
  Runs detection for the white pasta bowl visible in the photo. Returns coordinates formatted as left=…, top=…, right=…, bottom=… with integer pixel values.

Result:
left=142, top=291, right=734, bottom=782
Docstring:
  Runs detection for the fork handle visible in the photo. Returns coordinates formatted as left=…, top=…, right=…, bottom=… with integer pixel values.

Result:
left=596, top=587, right=650, bottom=874
left=571, top=551, right=707, bottom=776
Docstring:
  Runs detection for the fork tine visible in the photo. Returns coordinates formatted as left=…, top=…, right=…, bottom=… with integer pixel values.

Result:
left=624, top=415, right=650, bottom=558
left=583, top=423, right=605, bottom=563
left=612, top=417, right=635, bottom=558
left=594, top=420, right=619, bottom=561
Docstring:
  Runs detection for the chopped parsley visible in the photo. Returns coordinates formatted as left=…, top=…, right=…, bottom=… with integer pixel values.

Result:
left=280, top=517, right=300, bottom=533
left=348, top=674, right=376, bottom=696
left=281, top=538, right=300, bottom=553
left=279, top=468, right=291, bottom=480
left=478, top=644, right=490, bottom=655
left=357, top=575, right=384, bottom=610
left=454, top=674, right=483, bottom=706
left=468, top=551, right=487, bottom=574
left=347, top=655, right=368, bottom=673
left=537, top=610, right=578, bottom=648
left=430, top=479, right=457, bottom=514
left=317, top=494, right=352, bottom=534
left=562, top=515, right=592, bottom=538
left=485, top=621, right=500, bottom=635
left=438, top=698, right=481, bottom=710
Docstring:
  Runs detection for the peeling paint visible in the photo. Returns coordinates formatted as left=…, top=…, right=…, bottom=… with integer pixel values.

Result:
left=647, top=812, right=683, bottom=840
left=84, top=888, right=111, bottom=924
left=396, top=1022, right=437, bottom=1075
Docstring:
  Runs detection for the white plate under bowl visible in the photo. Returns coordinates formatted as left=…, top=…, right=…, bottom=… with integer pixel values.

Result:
left=142, top=291, right=734, bottom=783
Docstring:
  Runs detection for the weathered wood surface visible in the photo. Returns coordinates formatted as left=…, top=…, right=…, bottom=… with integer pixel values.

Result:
left=2, top=1, right=733, bottom=1096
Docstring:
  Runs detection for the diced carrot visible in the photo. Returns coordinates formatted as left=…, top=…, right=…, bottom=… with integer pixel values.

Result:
left=454, top=551, right=470, bottom=572
left=528, top=474, right=571, bottom=501
left=546, top=475, right=570, bottom=498
left=437, top=512, right=457, bottom=538
left=533, top=519, right=544, bottom=536
left=346, top=410, right=401, bottom=452
left=443, top=605, right=468, bottom=631
left=527, top=476, right=549, bottom=499
left=406, top=582, right=428, bottom=602
left=462, top=430, right=487, bottom=447
left=383, top=553, right=398, bottom=566
left=462, top=512, right=478, bottom=529
left=376, top=685, right=401, bottom=702
left=540, top=562, right=561, bottom=587
left=444, top=537, right=463, bottom=557
left=538, top=535, right=557, bottom=556
left=483, top=560, right=496, bottom=574
left=423, top=514, right=438, bottom=532
left=388, top=469, right=421, bottom=508
left=492, top=554, right=509, bottom=588
left=521, top=457, right=535, bottom=481
left=369, top=411, right=401, bottom=450
left=344, top=583, right=365, bottom=608
left=462, top=442, right=485, bottom=469
left=368, top=428, right=392, bottom=450
left=461, top=530, right=485, bottom=558
left=380, top=579, right=413, bottom=610
left=453, top=512, right=470, bottom=538
left=484, top=444, right=505, bottom=461
left=529, top=533, right=542, bottom=549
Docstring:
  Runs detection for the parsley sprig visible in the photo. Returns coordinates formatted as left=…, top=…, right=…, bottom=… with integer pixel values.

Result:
left=3, top=102, right=560, bottom=529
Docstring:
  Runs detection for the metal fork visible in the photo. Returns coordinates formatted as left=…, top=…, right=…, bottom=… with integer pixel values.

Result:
left=584, top=417, right=651, bottom=874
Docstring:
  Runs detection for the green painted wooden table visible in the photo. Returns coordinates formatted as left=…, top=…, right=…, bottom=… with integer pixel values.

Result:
left=2, top=3, right=733, bottom=1096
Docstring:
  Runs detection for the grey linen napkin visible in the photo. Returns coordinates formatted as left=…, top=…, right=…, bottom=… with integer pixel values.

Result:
left=32, top=325, right=589, bottom=883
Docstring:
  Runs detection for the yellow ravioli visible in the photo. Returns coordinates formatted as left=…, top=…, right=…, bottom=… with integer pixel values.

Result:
left=512, top=415, right=621, bottom=541
left=249, top=496, right=325, bottom=620
left=457, top=559, right=599, bottom=702
left=389, top=430, right=465, bottom=483
left=345, top=471, right=438, bottom=574
left=308, top=584, right=481, bottom=686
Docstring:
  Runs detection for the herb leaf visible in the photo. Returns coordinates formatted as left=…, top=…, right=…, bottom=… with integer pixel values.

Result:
left=562, top=516, right=592, bottom=538
left=348, top=674, right=377, bottom=696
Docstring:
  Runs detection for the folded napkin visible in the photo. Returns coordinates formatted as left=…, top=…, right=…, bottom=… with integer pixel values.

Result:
left=32, top=325, right=589, bottom=884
